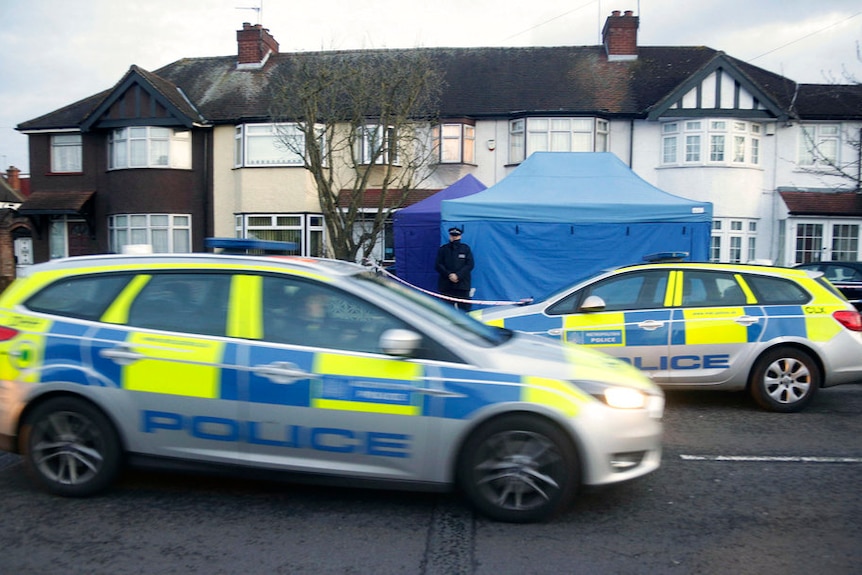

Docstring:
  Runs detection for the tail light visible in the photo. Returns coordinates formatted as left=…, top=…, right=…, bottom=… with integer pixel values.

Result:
left=833, top=310, right=862, bottom=332
left=0, top=325, right=20, bottom=341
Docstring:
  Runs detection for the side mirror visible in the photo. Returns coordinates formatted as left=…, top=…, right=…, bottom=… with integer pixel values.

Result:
left=579, top=295, right=607, bottom=312
left=379, top=329, right=422, bottom=357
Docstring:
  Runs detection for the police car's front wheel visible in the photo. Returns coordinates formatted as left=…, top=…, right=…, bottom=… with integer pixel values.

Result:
left=749, top=347, right=820, bottom=413
left=457, top=414, right=579, bottom=523
left=21, top=397, right=122, bottom=497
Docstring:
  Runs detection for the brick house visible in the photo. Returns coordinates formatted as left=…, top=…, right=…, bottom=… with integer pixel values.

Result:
left=15, top=10, right=862, bottom=267
left=0, top=166, right=32, bottom=291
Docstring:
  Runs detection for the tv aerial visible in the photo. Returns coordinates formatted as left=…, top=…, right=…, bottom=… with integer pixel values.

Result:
left=236, top=1, right=263, bottom=25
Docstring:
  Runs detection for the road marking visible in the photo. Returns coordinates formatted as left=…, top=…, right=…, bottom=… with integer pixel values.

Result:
left=680, top=454, right=862, bottom=463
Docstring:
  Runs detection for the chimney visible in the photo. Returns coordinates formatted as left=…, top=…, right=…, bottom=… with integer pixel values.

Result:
left=5, top=166, right=20, bottom=192
left=237, top=22, right=279, bottom=69
left=602, top=10, right=639, bottom=61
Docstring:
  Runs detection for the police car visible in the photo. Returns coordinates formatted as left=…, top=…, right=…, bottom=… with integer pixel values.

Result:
left=473, top=261, right=862, bottom=413
left=0, top=254, right=663, bottom=523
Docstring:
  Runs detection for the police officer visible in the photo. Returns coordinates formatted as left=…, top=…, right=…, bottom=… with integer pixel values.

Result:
left=435, top=227, right=474, bottom=311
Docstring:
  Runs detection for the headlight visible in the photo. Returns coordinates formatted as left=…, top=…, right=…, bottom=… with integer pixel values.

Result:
left=603, top=387, right=647, bottom=409
left=575, top=380, right=648, bottom=409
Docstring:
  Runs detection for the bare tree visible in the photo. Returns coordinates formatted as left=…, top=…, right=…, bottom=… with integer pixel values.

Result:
left=269, top=49, right=444, bottom=261
left=792, top=46, right=862, bottom=191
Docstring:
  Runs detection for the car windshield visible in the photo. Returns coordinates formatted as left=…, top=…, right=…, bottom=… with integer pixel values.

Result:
left=351, top=272, right=513, bottom=347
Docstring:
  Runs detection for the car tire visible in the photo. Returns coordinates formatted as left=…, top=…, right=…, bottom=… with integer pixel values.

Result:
left=749, top=347, right=820, bottom=413
left=457, top=414, right=579, bottom=523
left=20, top=397, right=122, bottom=497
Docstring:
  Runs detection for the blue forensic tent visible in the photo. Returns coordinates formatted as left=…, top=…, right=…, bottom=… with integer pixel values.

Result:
left=393, top=174, right=487, bottom=292
left=441, top=152, right=713, bottom=303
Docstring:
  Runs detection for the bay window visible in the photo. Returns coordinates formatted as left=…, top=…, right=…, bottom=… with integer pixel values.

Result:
left=509, top=117, right=609, bottom=164
left=661, top=119, right=761, bottom=167
left=109, top=127, right=191, bottom=170
left=234, top=123, right=308, bottom=167
left=109, top=214, right=191, bottom=253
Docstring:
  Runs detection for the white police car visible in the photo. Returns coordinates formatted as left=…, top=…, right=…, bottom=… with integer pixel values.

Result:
left=0, top=254, right=663, bottom=522
left=473, top=261, right=862, bottom=413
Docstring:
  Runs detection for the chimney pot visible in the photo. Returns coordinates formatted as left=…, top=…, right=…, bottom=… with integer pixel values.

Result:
left=5, top=166, right=20, bottom=192
left=237, top=22, right=279, bottom=68
left=602, top=10, right=639, bottom=61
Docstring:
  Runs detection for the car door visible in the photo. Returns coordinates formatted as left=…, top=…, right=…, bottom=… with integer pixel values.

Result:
left=548, top=269, right=673, bottom=380
left=664, top=269, right=764, bottom=386
left=235, top=273, right=435, bottom=481
left=91, top=271, right=242, bottom=462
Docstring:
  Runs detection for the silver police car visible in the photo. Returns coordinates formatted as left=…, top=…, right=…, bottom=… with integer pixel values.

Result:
left=0, top=254, right=663, bottom=523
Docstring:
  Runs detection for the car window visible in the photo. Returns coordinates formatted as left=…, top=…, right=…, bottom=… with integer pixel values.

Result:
left=127, top=273, right=232, bottom=336
left=25, top=273, right=134, bottom=321
left=745, top=274, right=811, bottom=305
left=681, top=271, right=745, bottom=307
left=262, top=275, right=462, bottom=361
left=823, top=265, right=862, bottom=282
left=549, top=270, right=669, bottom=314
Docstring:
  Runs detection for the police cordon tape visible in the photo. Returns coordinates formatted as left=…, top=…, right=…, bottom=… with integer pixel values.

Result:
left=362, top=259, right=533, bottom=307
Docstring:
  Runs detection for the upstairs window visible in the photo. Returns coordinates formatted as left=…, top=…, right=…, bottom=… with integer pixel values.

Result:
left=109, top=127, right=191, bottom=170
left=798, top=124, right=839, bottom=167
left=357, top=124, right=398, bottom=165
left=661, top=120, right=761, bottom=167
left=434, top=123, right=475, bottom=164
left=234, top=123, right=308, bottom=167
left=51, top=134, right=82, bottom=173
left=508, top=117, right=608, bottom=164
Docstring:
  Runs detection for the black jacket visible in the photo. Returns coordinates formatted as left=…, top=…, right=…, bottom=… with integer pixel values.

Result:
left=435, top=240, right=474, bottom=293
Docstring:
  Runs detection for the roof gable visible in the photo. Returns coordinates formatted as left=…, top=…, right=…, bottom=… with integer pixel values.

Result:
left=647, top=53, right=787, bottom=121
left=80, top=65, right=204, bottom=131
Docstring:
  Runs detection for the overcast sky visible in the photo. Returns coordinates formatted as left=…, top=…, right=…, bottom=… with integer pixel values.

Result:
left=2, top=0, right=861, bottom=174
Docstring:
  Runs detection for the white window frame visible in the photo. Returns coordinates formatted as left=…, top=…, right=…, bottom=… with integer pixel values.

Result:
left=358, top=124, right=398, bottom=165
left=791, top=219, right=861, bottom=264
left=798, top=123, right=840, bottom=167
left=661, top=119, right=761, bottom=167
left=108, top=214, right=192, bottom=254
left=234, top=123, right=309, bottom=167
left=662, top=122, right=679, bottom=164
left=711, top=218, right=759, bottom=263
left=109, top=127, right=191, bottom=170
left=508, top=117, right=607, bottom=163
left=235, top=214, right=325, bottom=257
left=434, top=123, right=476, bottom=164
left=51, top=134, right=83, bottom=173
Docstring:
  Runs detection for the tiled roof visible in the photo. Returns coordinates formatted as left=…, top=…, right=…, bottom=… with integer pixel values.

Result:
left=17, top=190, right=95, bottom=215
left=337, top=188, right=440, bottom=209
left=0, top=180, right=24, bottom=203
left=779, top=190, right=862, bottom=216
left=22, top=42, right=861, bottom=132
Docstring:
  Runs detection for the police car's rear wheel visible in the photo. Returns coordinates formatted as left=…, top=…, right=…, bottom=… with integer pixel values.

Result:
left=457, top=414, right=578, bottom=523
left=21, top=397, right=121, bottom=497
left=749, top=347, right=820, bottom=413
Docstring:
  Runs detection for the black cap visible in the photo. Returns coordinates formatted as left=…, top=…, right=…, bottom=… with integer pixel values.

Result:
left=448, top=227, right=462, bottom=235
